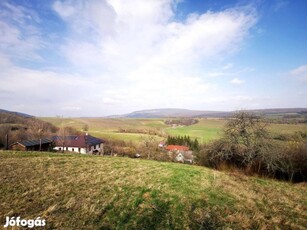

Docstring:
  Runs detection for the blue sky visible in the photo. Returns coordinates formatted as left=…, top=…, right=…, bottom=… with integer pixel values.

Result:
left=0, top=0, right=306, bottom=116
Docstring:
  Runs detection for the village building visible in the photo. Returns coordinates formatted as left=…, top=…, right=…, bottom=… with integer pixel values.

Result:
left=10, top=138, right=53, bottom=151
left=158, top=142, right=166, bottom=148
left=175, top=151, right=194, bottom=164
left=165, top=145, right=189, bottom=152
left=53, top=134, right=104, bottom=154
left=165, top=145, right=194, bottom=164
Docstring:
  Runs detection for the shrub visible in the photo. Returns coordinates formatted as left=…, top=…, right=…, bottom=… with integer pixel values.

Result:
left=196, top=112, right=307, bottom=182
left=198, top=112, right=271, bottom=170
left=264, top=141, right=307, bottom=182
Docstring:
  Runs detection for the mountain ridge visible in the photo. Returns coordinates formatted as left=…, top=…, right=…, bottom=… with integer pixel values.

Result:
left=0, top=109, right=34, bottom=118
left=106, top=108, right=307, bottom=118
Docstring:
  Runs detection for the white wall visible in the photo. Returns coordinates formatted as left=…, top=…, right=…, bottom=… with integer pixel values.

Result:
left=53, top=146, right=86, bottom=154
left=176, top=153, right=184, bottom=162
left=54, top=144, right=103, bottom=155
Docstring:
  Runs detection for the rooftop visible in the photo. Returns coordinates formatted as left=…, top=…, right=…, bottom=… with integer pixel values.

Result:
left=17, top=138, right=53, bottom=147
left=53, top=134, right=104, bottom=148
left=166, top=145, right=189, bottom=151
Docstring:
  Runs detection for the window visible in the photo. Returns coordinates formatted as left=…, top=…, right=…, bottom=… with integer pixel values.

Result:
left=59, top=148, right=61, bottom=151
left=66, top=147, right=68, bottom=151
left=72, top=148, right=74, bottom=152
left=78, top=148, right=81, bottom=152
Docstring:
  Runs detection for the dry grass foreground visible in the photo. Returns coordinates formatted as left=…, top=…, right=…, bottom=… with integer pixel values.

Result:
left=0, top=151, right=306, bottom=229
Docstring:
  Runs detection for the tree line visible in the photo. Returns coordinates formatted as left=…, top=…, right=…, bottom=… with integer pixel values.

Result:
left=166, top=135, right=199, bottom=151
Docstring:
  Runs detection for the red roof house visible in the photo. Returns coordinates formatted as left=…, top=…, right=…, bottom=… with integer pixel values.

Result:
left=165, top=145, right=189, bottom=151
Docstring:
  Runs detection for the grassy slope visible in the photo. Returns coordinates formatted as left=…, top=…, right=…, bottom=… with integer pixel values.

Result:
left=1, top=151, right=306, bottom=229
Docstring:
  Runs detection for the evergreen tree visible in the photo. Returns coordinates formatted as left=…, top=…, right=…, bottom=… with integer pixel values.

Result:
left=193, top=138, right=199, bottom=151
left=187, top=136, right=191, bottom=148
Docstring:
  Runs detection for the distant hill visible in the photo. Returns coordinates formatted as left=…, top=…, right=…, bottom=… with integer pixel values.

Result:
left=0, top=108, right=34, bottom=118
left=239, top=108, right=307, bottom=115
left=107, top=108, right=307, bottom=118
left=107, top=108, right=223, bottom=118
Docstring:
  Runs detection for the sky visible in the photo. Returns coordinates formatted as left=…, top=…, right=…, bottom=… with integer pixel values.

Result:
left=0, top=0, right=306, bottom=117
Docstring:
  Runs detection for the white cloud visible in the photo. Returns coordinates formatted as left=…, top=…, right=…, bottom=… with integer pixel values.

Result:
left=290, top=65, right=307, bottom=81
left=53, top=1, right=257, bottom=69
left=273, top=0, right=288, bottom=12
left=230, top=78, right=245, bottom=85
left=290, top=65, right=307, bottom=75
left=61, top=106, right=81, bottom=111
left=0, top=0, right=259, bottom=115
left=222, top=63, right=233, bottom=70
left=207, top=67, right=253, bottom=78
left=102, top=97, right=122, bottom=104
left=0, top=1, right=43, bottom=61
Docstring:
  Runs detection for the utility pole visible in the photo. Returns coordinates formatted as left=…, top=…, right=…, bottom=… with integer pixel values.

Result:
left=62, top=126, right=65, bottom=153
left=5, top=133, right=9, bottom=150
left=38, top=128, right=42, bottom=151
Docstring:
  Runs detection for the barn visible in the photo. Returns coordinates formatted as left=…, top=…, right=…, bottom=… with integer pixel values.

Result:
left=10, top=138, right=53, bottom=151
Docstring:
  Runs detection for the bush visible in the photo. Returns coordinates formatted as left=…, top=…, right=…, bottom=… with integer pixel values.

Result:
left=265, top=141, right=307, bottom=182
left=198, top=112, right=271, bottom=170
left=196, top=112, right=307, bottom=182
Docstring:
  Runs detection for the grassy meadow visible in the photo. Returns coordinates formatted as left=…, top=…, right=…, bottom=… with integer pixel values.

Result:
left=1, top=151, right=306, bottom=229
left=41, top=117, right=307, bottom=144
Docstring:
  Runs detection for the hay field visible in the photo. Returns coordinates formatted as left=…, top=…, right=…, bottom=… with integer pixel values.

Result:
left=1, top=151, right=306, bottom=229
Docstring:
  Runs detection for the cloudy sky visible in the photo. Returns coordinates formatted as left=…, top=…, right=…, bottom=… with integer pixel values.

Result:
left=0, top=0, right=306, bottom=117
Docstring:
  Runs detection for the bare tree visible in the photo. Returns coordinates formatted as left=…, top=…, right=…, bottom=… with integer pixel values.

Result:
left=83, top=124, right=89, bottom=132
left=198, top=112, right=272, bottom=171
left=0, top=125, right=11, bottom=149
left=139, top=134, right=159, bottom=159
left=223, top=112, right=270, bottom=168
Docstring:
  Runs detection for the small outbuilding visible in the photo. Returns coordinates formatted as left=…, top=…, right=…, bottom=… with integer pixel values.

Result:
left=10, top=138, right=53, bottom=151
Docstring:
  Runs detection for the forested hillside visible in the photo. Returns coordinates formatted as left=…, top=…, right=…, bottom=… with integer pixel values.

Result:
left=0, top=110, right=57, bottom=148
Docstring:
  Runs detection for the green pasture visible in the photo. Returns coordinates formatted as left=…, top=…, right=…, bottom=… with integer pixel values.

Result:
left=41, top=117, right=307, bottom=144
left=165, top=119, right=225, bottom=142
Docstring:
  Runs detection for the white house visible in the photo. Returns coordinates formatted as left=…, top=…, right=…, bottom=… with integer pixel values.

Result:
left=165, top=145, right=194, bottom=164
left=175, top=151, right=194, bottom=164
left=53, top=134, right=104, bottom=154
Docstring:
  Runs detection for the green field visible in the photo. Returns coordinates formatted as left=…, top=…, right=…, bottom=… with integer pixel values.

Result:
left=41, top=117, right=307, bottom=144
left=1, top=151, right=306, bottom=229
left=165, top=119, right=226, bottom=142
left=41, top=117, right=226, bottom=143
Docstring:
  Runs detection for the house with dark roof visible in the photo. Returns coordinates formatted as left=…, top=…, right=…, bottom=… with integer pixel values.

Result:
left=53, top=134, right=104, bottom=154
left=10, top=138, right=53, bottom=151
